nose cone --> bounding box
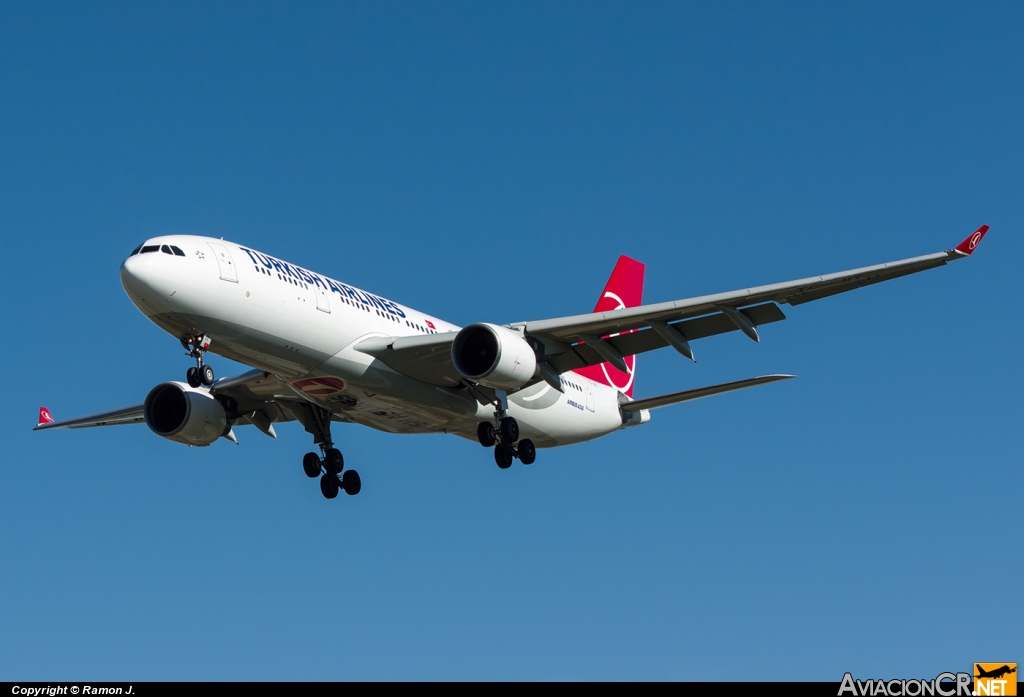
[120,255,144,298]
[120,253,175,316]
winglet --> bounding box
[953,225,989,256]
[38,406,54,426]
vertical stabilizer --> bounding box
[573,256,645,397]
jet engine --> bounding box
[144,381,228,447]
[451,323,538,390]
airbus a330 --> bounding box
[35,225,989,499]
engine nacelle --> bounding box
[144,381,228,447]
[451,323,538,390]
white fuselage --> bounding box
[119,235,630,448]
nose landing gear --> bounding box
[479,389,536,469]
[182,334,215,387]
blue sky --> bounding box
[1,2,1020,680]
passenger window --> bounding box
[171,246,186,257]
[140,245,159,254]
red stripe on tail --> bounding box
[573,256,645,398]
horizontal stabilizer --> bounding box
[622,374,796,413]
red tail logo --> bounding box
[573,256,645,397]
[954,224,989,256]
[38,406,54,425]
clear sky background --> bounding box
[1,2,1020,681]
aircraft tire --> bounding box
[518,439,536,465]
[494,444,513,469]
[200,364,215,386]
[320,474,339,499]
[477,422,496,447]
[302,452,322,478]
[324,448,344,475]
[341,469,361,496]
[186,367,202,388]
[499,417,519,444]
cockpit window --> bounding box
[160,245,174,255]
[140,245,160,254]
[130,244,143,256]
[170,246,186,257]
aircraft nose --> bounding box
[120,253,174,316]
[119,255,144,296]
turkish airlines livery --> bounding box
[35,226,989,499]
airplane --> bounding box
[976,665,1016,680]
[34,225,990,499]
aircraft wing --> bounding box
[516,226,989,373]
[355,332,463,387]
[34,369,306,434]
[33,404,145,430]
[357,226,989,389]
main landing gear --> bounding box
[182,334,215,388]
[477,390,536,469]
[302,404,360,499]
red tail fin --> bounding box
[573,256,645,397]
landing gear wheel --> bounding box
[499,417,519,444]
[200,364,215,386]
[324,448,344,474]
[186,367,201,388]
[341,469,361,496]
[518,439,536,465]
[477,422,496,447]
[320,474,339,499]
[494,444,514,469]
[303,452,322,478]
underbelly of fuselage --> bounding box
[149,310,621,449]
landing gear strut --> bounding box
[479,389,536,468]
[182,334,215,387]
[301,404,360,499]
